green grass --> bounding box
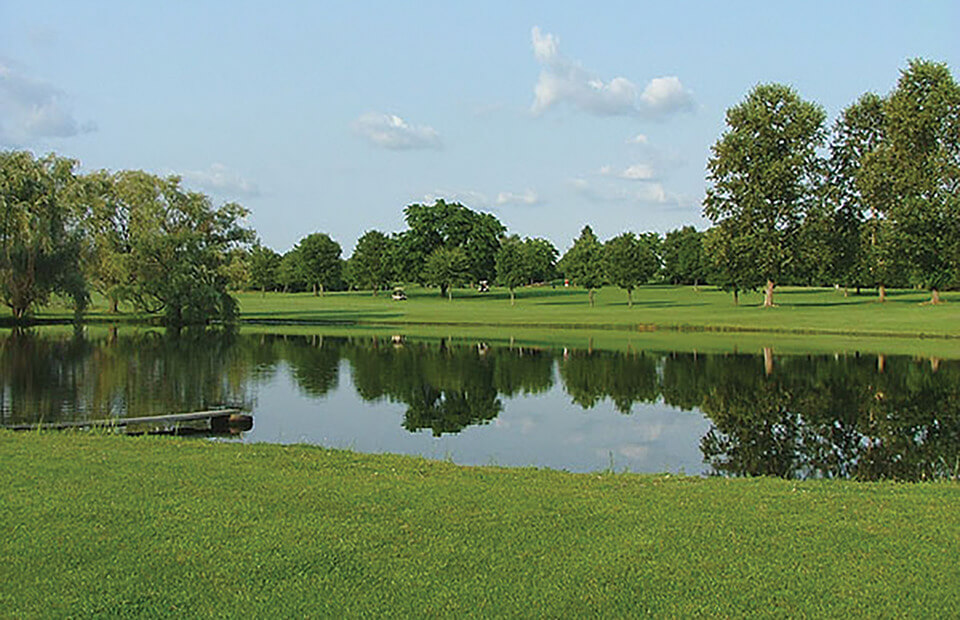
[236,285,960,339]
[2,432,958,616]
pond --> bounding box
[2,327,959,480]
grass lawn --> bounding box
[235,284,960,339]
[2,432,958,616]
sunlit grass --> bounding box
[2,432,958,616]
[235,284,960,338]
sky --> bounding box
[1,1,958,254]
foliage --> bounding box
[523,237,559,284]
[421,246,470,300]
[560,226,605,306]
[293,232,342,296]
[867,59,960,299]
[495,235,528,305]
[704,83,827,306]
[0,151,88,320]
[249,244,282,293]
[348,230,395,294]
[603,232,658,306]
[662,226,706,286]
[402,199,505,284]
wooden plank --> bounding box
[3,409,243,432]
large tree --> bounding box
[0,151,88,320]
[349,230,394,295]
[249,244,282,295]
[866,59,960,304]
[603,232,658,306]
[829,92,890,298]
[120,174,253,325]
[402,199,505,289]
[294,232,342,296]
[422,246,470,300]
[662,226,706,286]
[703,83,827,307]
[560,226,605,306]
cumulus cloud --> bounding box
[496,189,540,206]
[601,163,657,181]
[353,112,442,150]
[181,163,260,197]
[570,177,678,207]
[530,27,693,119]
[0,61,95,145]
[627,133,648,145]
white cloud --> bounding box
[640,76,694,115]
[599,163,658,181]
[0,61,95,145]
[496,189,540,206]
[627,133,648,145]
[181,163,260,197]
[353,112,442,150]
[570,177,678,206]
[423,189,489,207]
[529,27,693,119]
[620,164,657,181]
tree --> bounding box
[703,223,763,305]
[560,226,605,306]
[121,174,253,325]
[294,232,342,296]
[402,199,505,289]
[422,247,470,300]
[523,237,559,284]
[703,83,827,307]
[603,232,657,306]
[866,59,960,304]
[349,230,394,295]
[662,226,706,286]
[495,235,529,305]
[0,151,88,320]
[249,244,282,295]
[829,92,889,297]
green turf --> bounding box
[1,432,958,616]
[235,285,960,339]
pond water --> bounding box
[2,327,958,480]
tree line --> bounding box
[2,58,956,324]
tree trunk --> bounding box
[440,283,448,298]
[110,297,119,313]
[733,289,739,305]
[763,279,775,308]
[878,284,886,303]
[588,289,595,307]
[447,287,453,302]
[931,288,941,305]
[312,283,318,296]
[627,289,633,307]
[510,288,515,306]
[319,283,324,297]
[763,347,774,376]
[877,354,885,373]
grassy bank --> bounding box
[2,433,958,616]
[235,285,960,338]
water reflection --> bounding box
[1,328,958,480]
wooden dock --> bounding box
[3,409,252,434]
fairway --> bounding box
[235,285,960,339]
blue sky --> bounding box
[1,1,957,253]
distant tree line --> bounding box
[2,58,956,322]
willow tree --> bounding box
[704,84,826,307]
[0,151,88,321]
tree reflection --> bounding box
[3,329,958,480]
